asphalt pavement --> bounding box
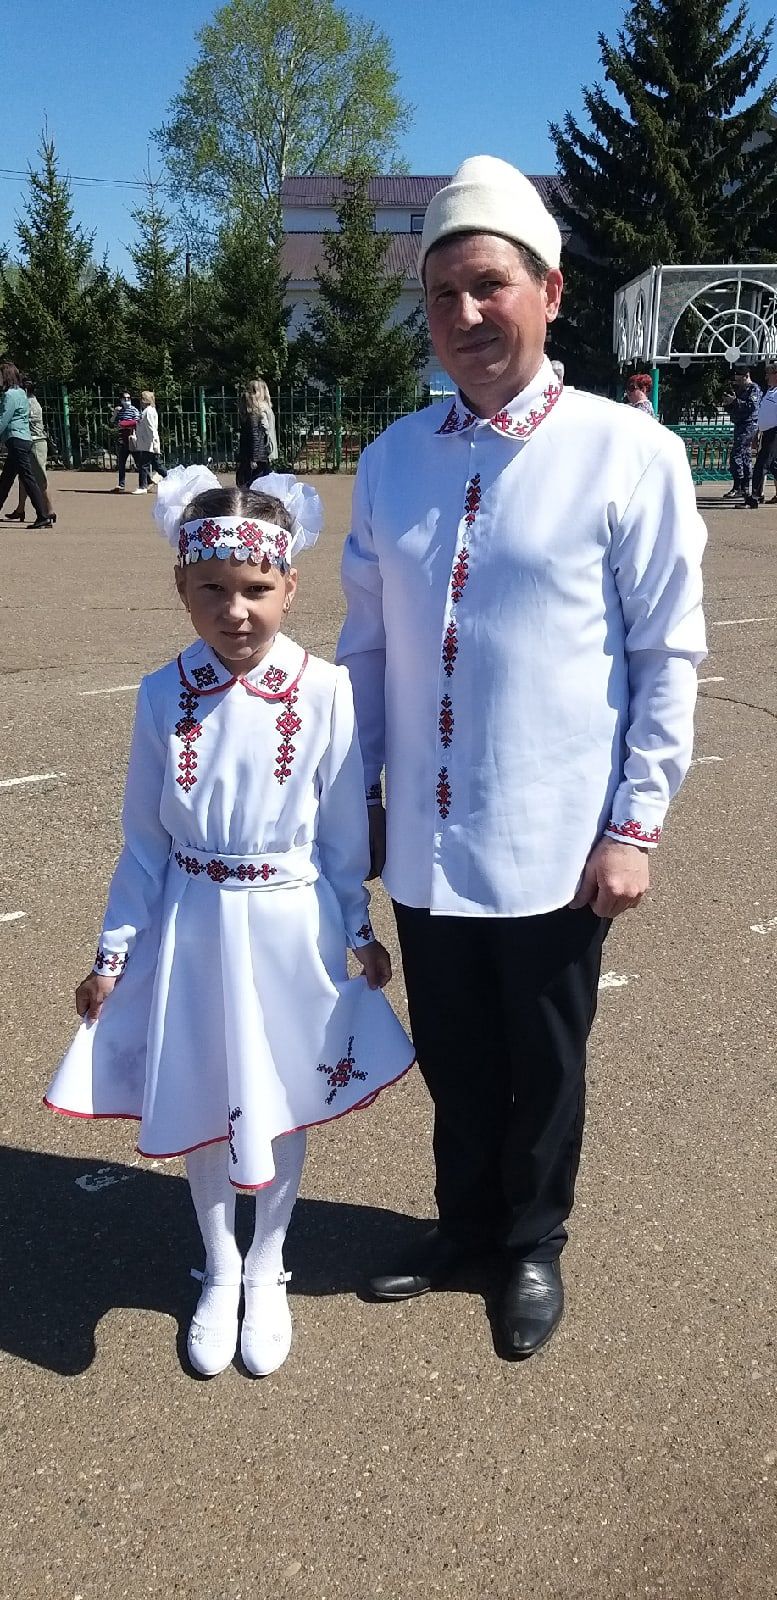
[0,470,775,1599]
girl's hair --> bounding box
[0,360,21,391]
[181,484,293,534]
[141,389,155,406]
[240,377,273,418]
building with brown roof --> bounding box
[281,174,567,384]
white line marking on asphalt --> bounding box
[711,617,772,627]
[690,755,724,765]
[79,684,140,697]
[0,911,25,923]
[75,1166,131,1193]
[598,971,638,990]
[0,771,63,789]
[698,676,725,683]
[750,916,777,936]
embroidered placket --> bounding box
[435,470,482,822]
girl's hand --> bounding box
[354,940,392,990]
[75,973,119,1021]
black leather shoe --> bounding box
[368,1227,480,1300]
[499,1259,564,1358]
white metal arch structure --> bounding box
[613,265,777,367]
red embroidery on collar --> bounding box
[436,384,562,438]
[261,664,287,692]
[317,1036,367,1105]
[606,819,662,845]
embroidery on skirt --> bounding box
[317,1037,367,1106]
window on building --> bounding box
[410,213,424,234]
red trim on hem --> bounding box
[43,1055,416,1191]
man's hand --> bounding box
[367,804,386,880]
[569,837,650,919]
[75,972,119,1021]
[354,939,392,990]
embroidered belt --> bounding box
[171,842,319,890]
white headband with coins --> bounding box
[153,465,324,570]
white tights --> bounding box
[186,1129,307,1283]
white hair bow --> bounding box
[153,464,222,550]
[252,471,324,557]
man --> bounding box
[337,157,706,1358]
[722,366,760,500]
[744,362,777,509]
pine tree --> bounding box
[206,198,290,383]
[76,258,129,388]
[2,130,94,379]
[125,178,186,383]
[550,0,777,394]
[298,174,428,395]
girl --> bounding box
[46,466,413,1378]
[236,378,277,486]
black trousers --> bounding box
[394,901,609,1261]
[751,427,777,500]
[0,437,48,520]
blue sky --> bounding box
[2,0,775,275]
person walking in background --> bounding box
[111,390,140,493]
[236,379,277,486]
[624,373,655,415]
[744,362,777,509]
[5,376,54,525]
[0,361,54,528]
[133,390,167,494]
[721,366,760,501]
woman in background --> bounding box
[134,390,167,494]
[6,377,54,524]
[236,378,277,486]
[0,361,53,528]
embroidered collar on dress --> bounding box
[436,358,563,440]
[177,634,308,700]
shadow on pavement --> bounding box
[0,1144,429,1375]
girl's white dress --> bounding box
[46,634,413,1189]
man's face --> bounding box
[766,367,777,390]
[733,372,749,390]
[424,234,563,413]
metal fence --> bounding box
[36,381,431,475]
[32,382,744,484]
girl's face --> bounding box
[176,556,297,674]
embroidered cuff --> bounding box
[604,818,662,849]
[349,918,375,950]
[93,946,128,975]
[366,780,383,808]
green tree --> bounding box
[125,178,186,382]
[206,197,290,382]
[156,0,410,220]
[76,258,130,388]
[3,130,94,379]
[550,0,777,401]
[297,174,428,393]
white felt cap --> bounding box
[418,155,562,280]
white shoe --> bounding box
[187,1269,241,1377]
[132,486,148,494]
[241,1270,292,1376]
